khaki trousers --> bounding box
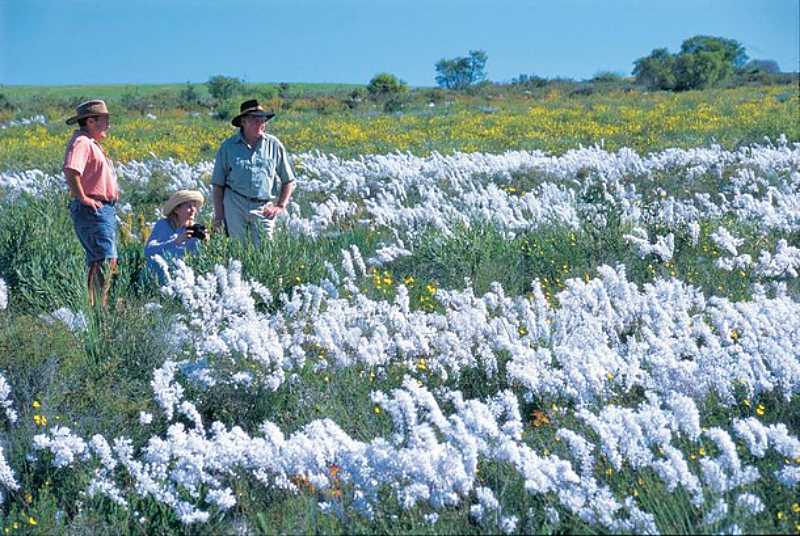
[222,190,275,245]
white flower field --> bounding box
[0,139,799,533]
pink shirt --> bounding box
[63,130,118,201]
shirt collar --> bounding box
[236,130,263,146]
[76,129,100,145]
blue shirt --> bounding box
[144,218,201,280]
[211,131,295,200]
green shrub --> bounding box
[367,73,407,100]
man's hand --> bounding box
[262,203,285,219]
[80,196,103,210]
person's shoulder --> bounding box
[221,132,243,146]
[152,218,173,232]
[264,133,286,149]
[67,130,91,148]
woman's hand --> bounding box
[174,230,192,245]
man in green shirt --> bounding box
[211,99,296,243]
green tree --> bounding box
[673,49,730,90]
[206,75,244,101]
[679,35,748,68]
[179,82,201,108]
[633,36,748,91]
[632,48,677,90]
[366,73,408,99]
[435,50,488,90]
[673,35,747,90]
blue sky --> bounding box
[1,0,797,86]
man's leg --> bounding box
[87,258,117,307]
[87,262,100,307]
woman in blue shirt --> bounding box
[145,190,207,280]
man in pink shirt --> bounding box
[63,100,119,307]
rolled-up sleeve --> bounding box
[64,137,90,175]
[211,143,228,187]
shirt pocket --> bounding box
[253,157,275,178]
[235,156,252,168]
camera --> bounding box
[187,223,207,240]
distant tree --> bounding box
[278,83,291,99]
[673,49,731,90]
[633,48,677,90]
[742,59,781,74]
[679,35,748,68]
[675,36,747,90]
[591,71,624,83]
[0,93,13,112]
[383,97,403,113]
[179,82,201,108]
[511,73,548,88]
[344,88,366,110]
[366,73,407,99]
[120,91,148,114]
[633,36,747,91]
[435,50,488,90]
[206,75,244,101]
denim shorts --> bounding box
[69,199,118,265]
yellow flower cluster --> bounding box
[0,86,795,170]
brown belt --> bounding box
[226,186,268,203]
[84,195,117,205]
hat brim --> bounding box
[231,111,275,127]
[162,191,205,217]
[65,112,109,126]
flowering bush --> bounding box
[0,140,798,532]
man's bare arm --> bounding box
[64,169,101,209]
[212,185,225,229]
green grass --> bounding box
[0,83,798,534]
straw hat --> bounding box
[65,99,110,125]
[231,99,276,127]
[162,190,204,217]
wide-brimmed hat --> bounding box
[162,190,205,217]
[231,99,275,127]
[65,99,110,125]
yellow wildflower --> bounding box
[531,410,549,428]
[32,400,41,409]
[756,403,765,416]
